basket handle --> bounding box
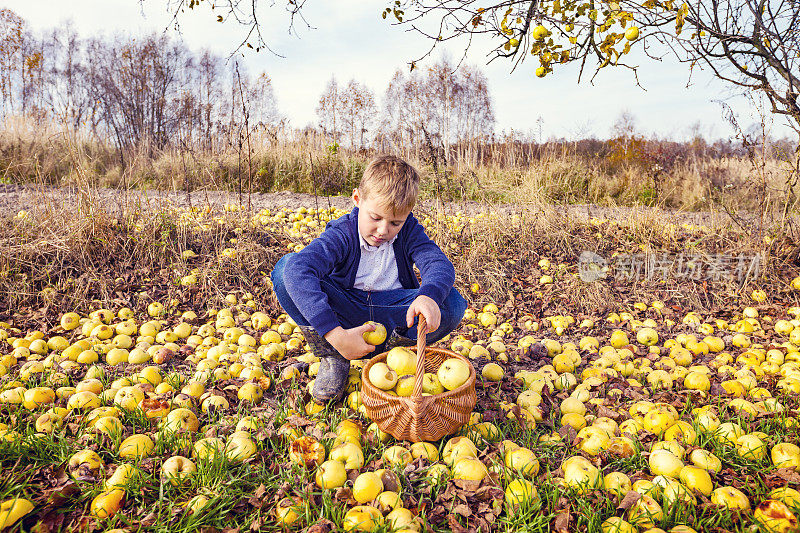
[411,314,428,399]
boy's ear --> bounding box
[352,188,361,206]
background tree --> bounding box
[339,80,377,150]
[316,76,341,146]
[169,0,798,143]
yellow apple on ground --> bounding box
[711,486,750,510]
[426,463,450,484]
[663,421,698,445]
[105,464,139,489]
[505,479,540,512]
[273,496,303,527]
[69,449,104,478]
[374,491,402,513]
[330,441,365,469]
[289,436,326,468]
[94,416,123,437]
[386,508,421,531]
[504,447,540,477]
[91,489,125,519]
[604,472,632,497]
[737,434,767,461]
[162,407,200,433]
[353,472,384,504]
[193,437,226,462]
[237,382,263,403]
[649,449,684,478]
[771,443,800,470]
[689,449,722,473]
[482,363,504,381]
[342,505,383,532]
[769,487,800,508]
[601,517,637,533]
[225,434,257,462]
[383,445,413,467]
[162,456,197,485]
[119,434,154,459]
[637,328,659,346]
[632,480,658,496]
[627,495,663,528]
[754,499,798,533]
[443,436,478,466]
[410,441,439,462]
[679,465,713,496]
[452,457,488,481]
[0,498,34,529]
[714,422,744,446]
[607,437,637,458]
[562,456,602,494]
[315,459,348,489]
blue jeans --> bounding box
[270,253,467,355]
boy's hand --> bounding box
[406,295,441,334]
[324,325,376,361]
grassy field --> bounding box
[2,114,798,215]
[0,178,800,533]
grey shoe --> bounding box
[385,327,416,350]
[299,326,350,403]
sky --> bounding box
[5,0,796,142]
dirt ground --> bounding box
[0,183,780,229]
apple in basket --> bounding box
[368,362,398,391]
[386,347,417,376]
[437,358,471,391]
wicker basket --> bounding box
[361,316,477,442]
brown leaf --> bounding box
[558,424,577,442]
[617,490,641,511]
[452,479,482,492]
[474,486,504,502]
[596,404,622,420]
[304,518,335,533]
[775,468,800,484]
[554,511,571,533]
[334,487,354,504]
[452,503,472,517]
[140,512,158,527]
[447,514,468,533]
[249,516,263,532]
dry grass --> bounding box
[2,115,799,216]
[3,188,797,331]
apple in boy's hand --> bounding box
[362,321,387,345]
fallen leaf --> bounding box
[617,490,641,511]
[554,511,571,533]
[452,503,472,517]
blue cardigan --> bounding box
[284,207,456,336]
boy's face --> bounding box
[352,188,411,247]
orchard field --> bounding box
[1,193,800,533]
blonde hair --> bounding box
[358,155,420,213]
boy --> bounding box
[271,155,467,403]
